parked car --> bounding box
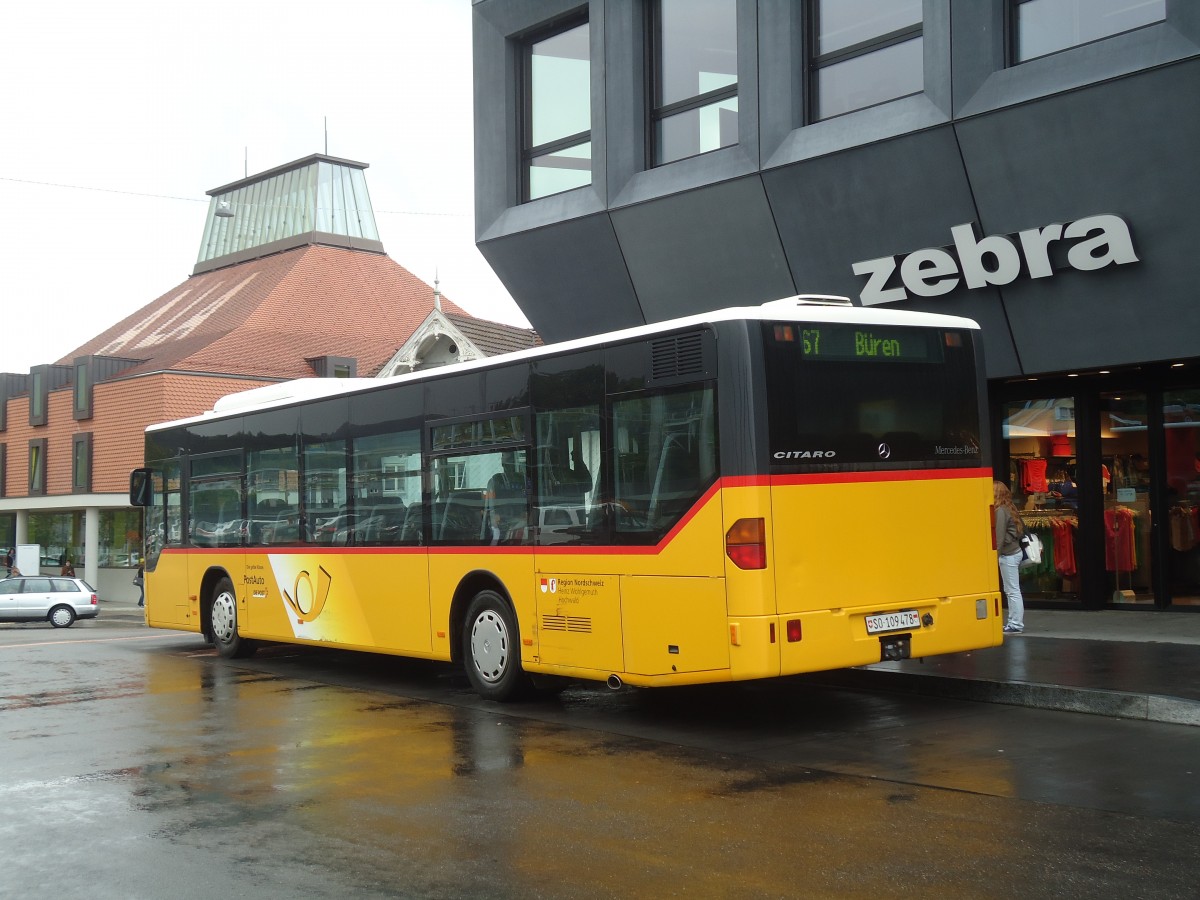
[0,576,100,627]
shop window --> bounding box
[1002,398,1078,601]
[522,16,591,201]
[30,366,48,427]
[808,0,923,121]
[29,438,47,495]
[28,510,85,568]
[650,0,738,166]
[100,508,142,567]
[72,433,93,493]
[1012,0,1166,63]
[0,509,13,550]
[1101,391,1152,604]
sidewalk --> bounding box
[98,597,147,622]
[817,609,1200,727]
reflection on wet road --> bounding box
[2,628,1199,899]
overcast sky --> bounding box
[0,0,523,375]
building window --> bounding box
[311,355,357,378]
[0,375,12,432]
[73,358,93,420]
[522,16,591,201]
[650,0,738,166]
[72,433,93,493]
[0,444,6,498]
[1012,0,1166,63]
[809,0,923,121]
[30,366,48,427]
[29,438,47,496]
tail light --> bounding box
[90,594,98,606]
[726,517,766,570]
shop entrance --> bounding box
[996,376,1200,609]
[1165,387,1200,606]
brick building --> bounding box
[0,154,511,600]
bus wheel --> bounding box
[463,590,527,701]
[210,577,256,659]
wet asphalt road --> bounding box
[3,615,1199,899]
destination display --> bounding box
[773,323,946,363]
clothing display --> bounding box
[1052,521,1078,578]
[1019,512,1078,580]
[1170,505,1199,553]
[1018,458,1048,494]
[1103,507,1138,572]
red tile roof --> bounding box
[61,245,468,379]
[446,313,541,356]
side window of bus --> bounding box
[430,450,529,545]
[534,406,600,545]
[146,460,182,563]
[351,430,422,545]
[164,459,182,548]
[189,476,244,548]
[304,440,348,544]
[612,387,717,538]
[247,446,301,546]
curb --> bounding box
[813,668,1200,728]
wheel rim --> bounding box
[469,609,510,684]
[211,591,237,644]
[51,607,73,627]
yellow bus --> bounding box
[130,296,1002,700]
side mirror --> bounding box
[129,468,154,507]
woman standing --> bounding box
[994,481,1025,634]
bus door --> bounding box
[187,470,247,629]
[532,408,627,673]
[145,463,194,630]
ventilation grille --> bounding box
[651,332,706,381]
[542,615,592,633]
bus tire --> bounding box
[210,577,256,659]
[463,590,527,701]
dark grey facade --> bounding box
[473,0,1200,379]
[472,1,1200,612]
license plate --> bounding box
[864,610,920,635]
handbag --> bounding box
[133,573,144,586]
[1019,532,1043,568]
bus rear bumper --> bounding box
[525,593,1004,688]
[775,593,1005,676]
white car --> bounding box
[0,576,100,627]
